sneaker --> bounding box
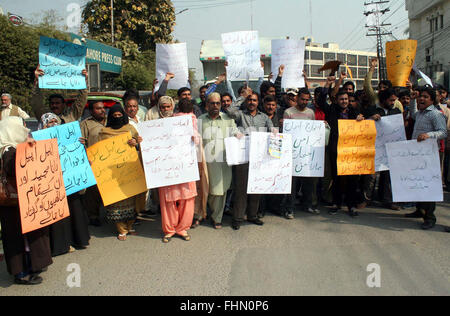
[307,208,320,215]
[348,209,359,217]
[284,211,294,220]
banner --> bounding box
[138,116,199,189]
[247,132,293,194]
[375,114,407,172]
[271,39,306,88]
[386,39,417,87]
[386,140,443,202]
[224,136,250,166]
[86,132,147,206]
[155,43,189,91]
[221,31,263,81]
[38,36,87,90]
[32,121,96,196]
[337,120,377,175]
[16,139,70,234]
[283,119,326,177]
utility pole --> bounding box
[364,0,392,81]
[111,0,114,44]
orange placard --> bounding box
[16,139,70,234]
[337,120,377,176]
[386,40,417,87]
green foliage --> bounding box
[82,0,176,55]
[114,50,156,90]
[0,15,69,115]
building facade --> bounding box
[406,0,450,89]
[200,37,378,92]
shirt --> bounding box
[0,104,30,120]
[410,101,447,141]
[80,117,106,148]
[283,107,315,120]
[226,104,274,135]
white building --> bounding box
[200,37,378,92]
[406,0,450,88]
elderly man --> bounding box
[0,93,29,120]
[199,93,242,228]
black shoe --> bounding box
[247,218,264,226]
[444,226,450,233]
[349,209,359,217]
[232,222,240,231]
[257,211,265,219]
[421,221,436,230]
[89,218,101,227]
[14,275,43,285]
[405,211,423,218]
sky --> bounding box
[1,0,410,79]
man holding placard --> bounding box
[225,91,274,230]
[405,86,447,230]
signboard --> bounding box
[271,39,306,88]
[155,43,190,91]
[71,33,122,74]
[16,139,70,234]
[374,114,406,172]
[386,39,417,87]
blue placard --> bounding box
[39,36,87,90]
[32,122,97,195]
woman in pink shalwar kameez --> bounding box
[160,99,199,243]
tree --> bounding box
[82,0,176,55]
[0,15,69,115]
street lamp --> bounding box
[111,0,114,44]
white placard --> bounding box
[247,132,293,194]
[155,43,189,90]
[224,136,250,166]
[386,140,443,202]
[413,64,433,87]
[271,39,306,88]
[375,114,407,172]
[221,31,263,81]
[283,119,325,177]
[138,116,199,189]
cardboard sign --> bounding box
[155,43,189,91]
[247,132,293,194]
[32,121,96,195]
[337,120,377,175]
[138,116,199,189]
[386,140,443,202]
[86,132,147,206]
[375,114,407,172]
[283,119,326,177]
[38,36,87,90]
[221,31,263,81]
[224,136,250,166]
[386,40,417,87]
[271,39,306,88]
[16,139,70,234]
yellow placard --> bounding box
[337,120,377,176]
[386,40,417,87]
[86,132,147,206]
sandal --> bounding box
[162,235,172,243]
[191,219,200,229]
[180,234,191,241]
[117,234,127,241]
[213,222,222,229]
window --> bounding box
[337,53,346,63]
[311,65,324,77]
[325,52,336,62]
[349,67,358,79]
[310,51,324,61]
[347,54,357,66]
[304,65,311,77]
[430,19,433,33]
[358,55,368,66]
[441,15,444,29]
[435,17,439,31]
[358,68,368,79]
[304,50,310,60]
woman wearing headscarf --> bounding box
[38,113,91,256]
[0,117,52,285]
[160,99,199,243]
[99,105,143,241]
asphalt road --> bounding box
[1,202,449,296]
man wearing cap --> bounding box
[0,94,29,121]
